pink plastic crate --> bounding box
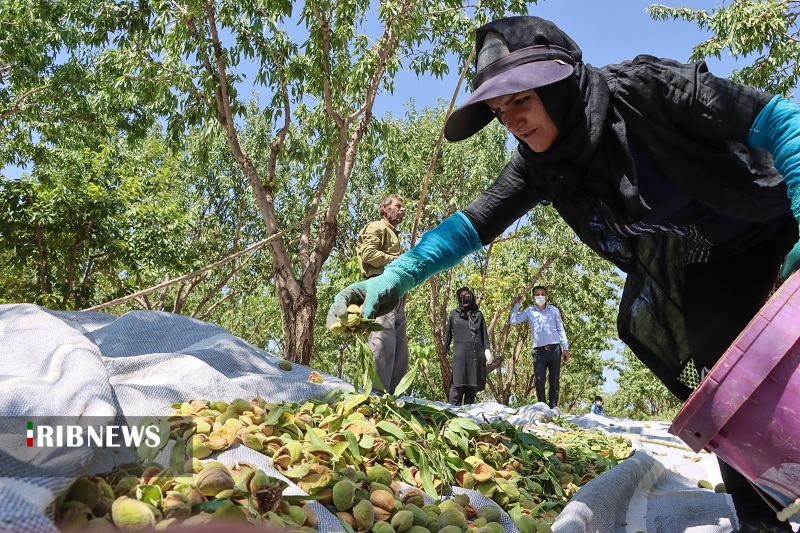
[669,270,800,508]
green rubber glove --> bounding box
[781,241,800,280]
[326,268,411,327]
[328,212,483,325]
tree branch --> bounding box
[312,4,343,128]
[122,72,210,105]
[0,84,51,121]
[305,157,335,284]
[198,289,237,321]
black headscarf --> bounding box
[455,287,481,336]
[475,16,645,223]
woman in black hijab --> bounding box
[444,287,491,405]
[331,16,800,530]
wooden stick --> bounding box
[82,208,328,312]
[410,46,475,248]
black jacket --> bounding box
[445,308,490,389]
[463,55,792,399]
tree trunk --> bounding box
[191,0,397,365]
[428,271,453,399]
[275,281,318,366]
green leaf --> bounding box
[392,360,417,396]
[456,435,468,456]
[168,438,186,469]
[517,432,546,449]
[448,417,481,433]
[342,430,363,461]
[282,463,314,479]
[375,420,405,440]
[342,395,369,414]
[266,406,285,426]
[307,426,337,458]
[194,498,234,512]
[137,417,170,462]
[359,434,375,449]
[443,428,460,447]
[135,484,162,507]
[417,453,438,498]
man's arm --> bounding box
[508,293,528,325]
[508,302,527,325]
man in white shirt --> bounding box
[509,286,571,408]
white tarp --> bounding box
[1,303,797,533]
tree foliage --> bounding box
[2,0,539,364]
[648,0,800,96]
[605,347,682,420]
[0,133,196,309]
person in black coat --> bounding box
[330,15,800,531]
[444,287,491,405]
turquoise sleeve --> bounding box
[749,95,800,277]
[384,211,483,294]
[749,95,800,219]
[328,211,483,320]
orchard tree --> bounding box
[0,0,145,167]
[117,118,285,350]
[2,0,537,364]
[606,347,683,420]
[0,134,197,309]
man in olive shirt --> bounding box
[356,194,409,394]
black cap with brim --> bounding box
[444,46,575,142]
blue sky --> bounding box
[373,0,746,118]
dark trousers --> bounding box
[448,384,478,406]
[533,344,562,408]
[368,299,409,395]
[682,219,797,524]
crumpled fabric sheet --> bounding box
[0,304,353,533]
[551,414,799,532]
[2,303,797,533]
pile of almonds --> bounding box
[54,392,631,531]
[322,466,519,533]
[56,461,312,531]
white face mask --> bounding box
[534,295,546,306]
